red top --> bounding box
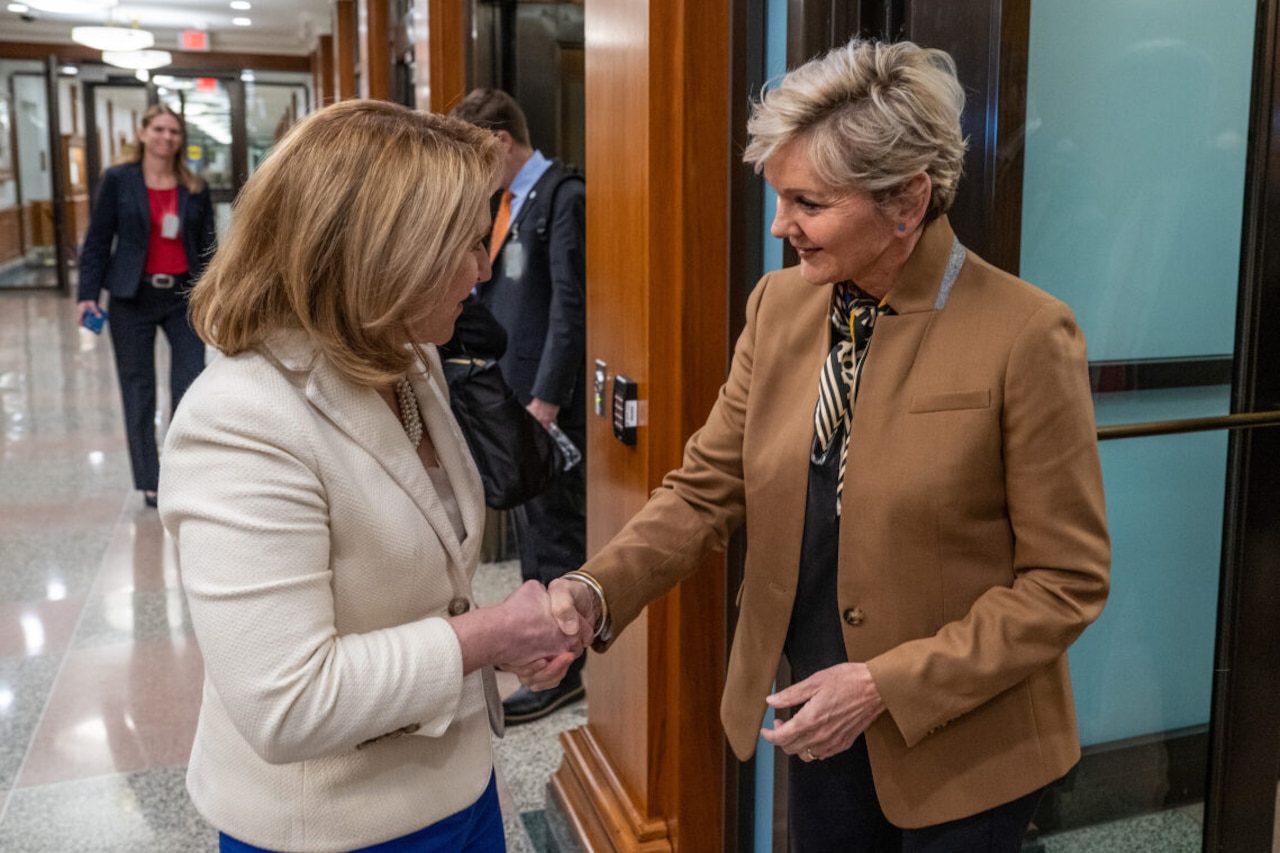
[144,186,188,274]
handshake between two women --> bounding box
[447,578,601,691]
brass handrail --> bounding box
[1097,410,1280,441]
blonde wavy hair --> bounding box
[189,99,502,386]
[743,39,967,222]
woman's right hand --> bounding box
[77,300,101,324]
[447,580,586,676]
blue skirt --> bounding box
[219,771,505,853]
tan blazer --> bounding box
[159,333,500,852]
[583,217,1110,828]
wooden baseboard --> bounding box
[547,725,672,853]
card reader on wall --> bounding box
[612,375,638,446]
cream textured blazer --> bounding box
[583,217,1111,828]
[159,332,498,853]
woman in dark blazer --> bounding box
[77,103,216,507]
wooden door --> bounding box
[547,0,737,849]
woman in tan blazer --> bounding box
[550,40,1111,850]
[159,101,584,852]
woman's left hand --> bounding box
[759,662,887,762]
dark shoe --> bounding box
[502,671,585,726]
[143,491,158,508]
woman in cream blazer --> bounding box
[552,41,1110,850]
[160,101,584,853]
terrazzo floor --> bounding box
[4,287,1277,852]
[0,289,581,852]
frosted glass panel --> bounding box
[1020,0,1255,362]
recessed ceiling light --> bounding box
[7,3,30,12]
[231,16,250,25]
[229,0,250,9]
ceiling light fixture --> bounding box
[102,49,172,70]
[229,0,250,8]
[71,25,154,51]
[231,16,250,25]
[7,2,30,12]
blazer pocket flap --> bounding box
[909,389,991,413]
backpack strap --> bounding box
[531,162,584,241]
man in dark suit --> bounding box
[451,89,588,725]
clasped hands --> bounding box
[468,578,599,691]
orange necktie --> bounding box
[489,189,514,263]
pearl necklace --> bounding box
[394,378,423,448]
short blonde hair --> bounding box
[190,100,502,386]
[744,39,967,222]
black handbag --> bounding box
[442,354,562,510]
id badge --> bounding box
[503,239,525,280]
[161,213,180,239]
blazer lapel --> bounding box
[858,216,965,397]
[410,348,484,570]
[265,334,472,568]
[747,274,832,592]
[127,164,151,231]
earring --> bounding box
[898,224,907,232]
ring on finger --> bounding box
[804,747,816,761]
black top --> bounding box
[784,426,850,682]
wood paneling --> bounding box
[0,207,21,266]
[334,0,358,101]
[357,0,390,100]
[313,35,336,108]
[419,0,467,113]
[549,0,734,849]
[29,201,55,249]
[0,41,309,72]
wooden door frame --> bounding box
[547,0,735,850]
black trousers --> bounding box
[511,455,586,586]
[107,278,205,492]
[787,735,1045,853]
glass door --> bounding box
[243,81,308,174]
[84,82,149,207]
[1,67,57,290]
[154,75,240,234]
[1018,1,1275,849]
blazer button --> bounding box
[448,598,471,616]
[842,607,866,627]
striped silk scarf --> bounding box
[813,281,893,515]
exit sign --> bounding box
[180,30,210,51]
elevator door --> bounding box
[1017,1,1277,849]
